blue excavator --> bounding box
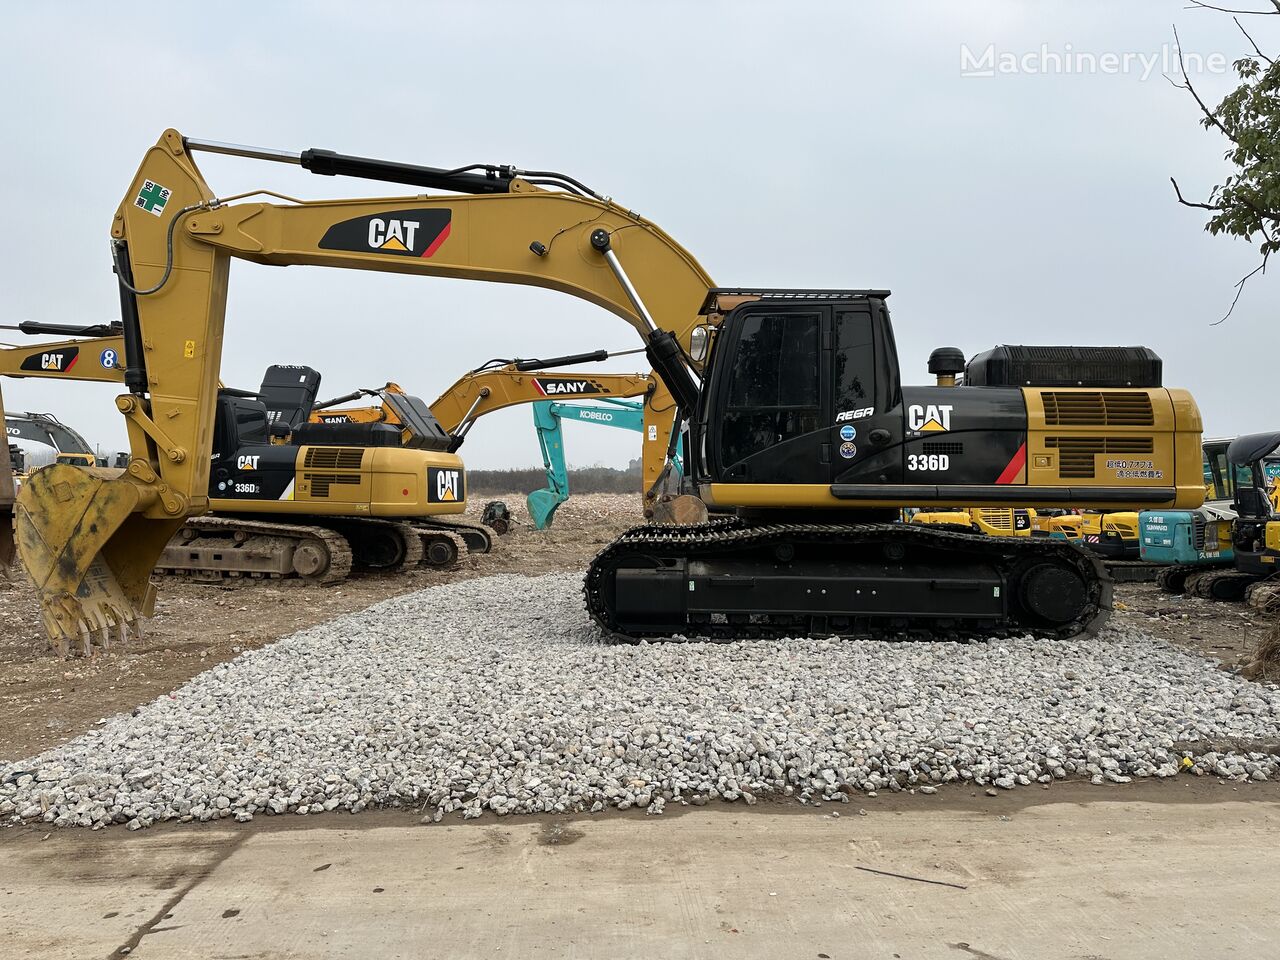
[527,399,683,529]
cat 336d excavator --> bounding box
[11,131,1204,650]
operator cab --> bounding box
[693,289,902,495]
[691,289,1027,509]
[1225,431,1280,574]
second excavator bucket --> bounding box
[526,488,564,530]
[14,465,181,657]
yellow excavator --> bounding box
[310,356,671,498]
[152,361,480,585]
[0,325,128,575]
[0,334,479,595]
[12,130,1204,651]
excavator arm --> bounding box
[0,335,127,384]
[314,363,674,508]
[108,131,709,514]
[16,130,715,646]
[426,364,680,506]
[314,357,680,515]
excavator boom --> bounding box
[312,363,676,513]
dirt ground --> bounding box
[1,495,1274,763]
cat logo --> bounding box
[428,467,464,504]
[20,347,79,373]
[319,208,452,259]
[236,455,260,470]
[908,403,953,433]
[368,218,420,252]
[532,377,605,397]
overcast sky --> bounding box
[0,1,1272,470]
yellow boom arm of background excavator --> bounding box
[314,367,677,507]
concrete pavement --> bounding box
[3,792,1277,959]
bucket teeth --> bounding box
[42,595,142,657]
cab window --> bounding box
[834,309,875,411]
[720,313,820,468]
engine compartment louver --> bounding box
[303,447,365,470]
[975,508,1013,529]
[305,473,362,498]
[1045,436,1155,479]
[1041,392,1154,427]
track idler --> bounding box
[14,465,181,656]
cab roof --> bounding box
[698,288,892,315]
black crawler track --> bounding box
[584,518,1112,643]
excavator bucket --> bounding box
[526,488,564,530]
[14,464,180,656]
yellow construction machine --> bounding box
[1079,511,1140,559]
[0,325,128,580]
[152,362,480,586]
[12,131,1204,651]
[909,507,1033,537]
[0,333,478,598]
[4,410,101,468]
[311,357,676,511]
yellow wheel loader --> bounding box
[12,131,1204,652]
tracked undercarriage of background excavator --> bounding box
[10,130,1203,651]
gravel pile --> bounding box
[4,573,1280,830]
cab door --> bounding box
[829,302,904,486]
[707,304,829,485]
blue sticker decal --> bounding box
[839,424,856,442]
[839,441,857,459]
[100,348,119,369]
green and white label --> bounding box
[134,179,171,217]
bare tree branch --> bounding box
[1210,252,1269,325]
[1170,177,1224,210]
[1185,0,1280,15]
[1172,26,1245,147]
[1234,15,1277,62]
[1172,25,1239,142]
